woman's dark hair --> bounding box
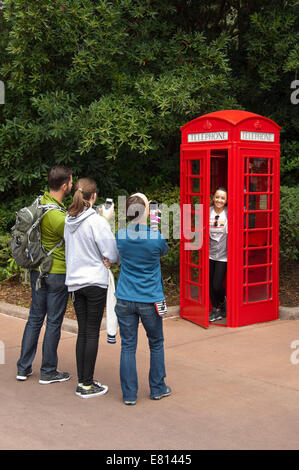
[126,195,146,222]
[215,186,227,195]
[48,166,72,191]
[68,178,97,217]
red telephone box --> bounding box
[180,110,281,328]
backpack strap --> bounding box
[38,201,67,254]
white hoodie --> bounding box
[64,207,119,292]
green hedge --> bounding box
[279,186,299,262]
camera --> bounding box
[104,198,113,209]
[149,200,161,231]
[94,198,113,215]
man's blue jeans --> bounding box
[115,299,167,401]
[17,270,69,375]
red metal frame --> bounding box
[180,110,281,328]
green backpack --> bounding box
[11,196,66,288]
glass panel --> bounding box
[243,269,247,285]
[249,212,256,229]
[243,287,247,303]
[248,194,256,211]
[192,196,200,206]
[190,267,199,283]
[248,249,268,266]
[247,194,269,211]
[252,212,269,229]
[248,284,268,302]
[191,160,200,175]
[191,178,200,193]
[249,158,269,174]
[259,194,269,210]
[248,266,268,284]
[191,250,199,265]
[268,266,272,282]
[249,175,268,192]
[248,230,267,246]
[190,284,199,301]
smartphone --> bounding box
[105,198,113,209]
[149,200,161,216]
[149,200,158,211]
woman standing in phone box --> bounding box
[209,187,228,322]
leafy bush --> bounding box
[279,185,299,262]
[280,141,299,187]
[0,232,23,280]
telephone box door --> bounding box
[240,148,279,324]
[180,149,210,328]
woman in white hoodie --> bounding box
[64,178,119,399]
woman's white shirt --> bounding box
[209,206,228,262]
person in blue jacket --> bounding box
[115,193,171,406]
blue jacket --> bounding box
[115,223,168,303]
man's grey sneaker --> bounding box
[151,386,172,400]
[124,400,136,406]
[79,382,108,399]
[39,370,70,384]
[75,381,102,397]
[16,368,33,381]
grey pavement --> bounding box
[1,301,299,450]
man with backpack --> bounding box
[16,166,73,384]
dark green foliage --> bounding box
[0,232,22,280]
[0,0,237,198]
[279,186,299,262]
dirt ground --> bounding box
[0,262,298,320]
[0,274,181,320]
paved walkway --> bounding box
[1,303,299,450]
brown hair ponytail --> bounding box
[68,178,97,217]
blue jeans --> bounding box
[115,299,167,401]
[17,270,69,375]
